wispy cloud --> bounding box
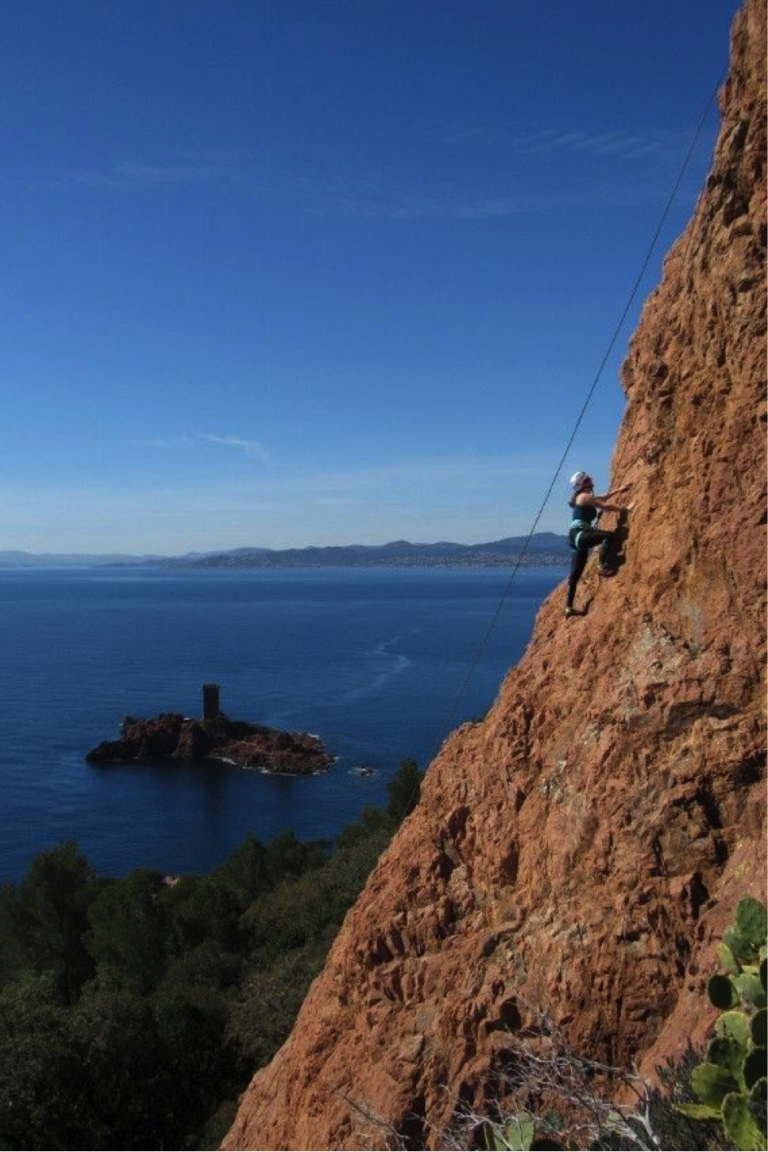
[62,147,260,191]
[137,432,269,461]
[438,112,516,147]
[44,121,712,224]
[319,113,713,220]
[437,114,707,165]
[511,126,688,161]
[320,183,671,220]
[193,434,269,460]
[59,159,668,218]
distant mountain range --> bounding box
[0,551,166,568]
[0,534,569,570]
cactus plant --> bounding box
[717,1010,752,1047]
[479,898,766,1152]
[724,927,754,965]
[709,973,740,1010]
[722,1092,765,1151]
[485,1116,535,1151]
[736,898,768,949]
[707,1037,747,1086]
[720,941,742,974]
[676,897,767,1151]
[750,1078,768,1142]
[753,1009,768,1049]
[483,1115,568,1152]
[744,1047,767,1090]
[736,970,767,1009]
[688,1061,740,1106]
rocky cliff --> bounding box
[224,3,766,1147]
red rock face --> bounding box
[223,3,766,1148]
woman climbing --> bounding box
[565,471,634,618]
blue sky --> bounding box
[1,0,738,553]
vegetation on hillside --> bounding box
[0,759,764,1152]
[0,760,423,1151]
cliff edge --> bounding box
[224,3,766,1147]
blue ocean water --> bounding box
[0,566,562,884]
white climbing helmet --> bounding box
[569,470,589,491]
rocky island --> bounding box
[87,685,333,775]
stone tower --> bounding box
[202,683,220,720]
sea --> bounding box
[0,566,563,885]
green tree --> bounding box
[213,833,271,904]
[334,804,392,851]
[0,774,415,1150]
[0,972,93,1149]
[69,980,173,1150]
[227,947,320,1073]
[0,841,96,1001]
[387,757,424,824]
[263,829,327,884]
[167,873,245,954]
[86,868,170,994]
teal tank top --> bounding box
[569,502,597,528]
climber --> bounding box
[564,471,634,618]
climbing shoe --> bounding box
[564,606,577,618]
[597,565,617,578]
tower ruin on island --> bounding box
[203,683,220,721]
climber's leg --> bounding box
[566,547,589,609]
[575,528,616,574]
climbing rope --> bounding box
[423,67,727,772]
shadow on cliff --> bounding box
[602,506,631,572]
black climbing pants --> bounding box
[566,528,614,607]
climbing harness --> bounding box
[569,508,599,552]
[570,526,587,551]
